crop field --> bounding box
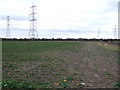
[2,41,119,88]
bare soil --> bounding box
[3,41,119,88]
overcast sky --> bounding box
[0,0,119,39]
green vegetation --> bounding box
[95,68,99,74]
[114,83,120,88]
[105,72,112,78]
[2,41,118,88]
[3,41,82,52]
[97,42,119,52]
[3,80,34,88]
[3,41,82,62]
[2,41,84,88]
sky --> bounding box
[0,0,119,39]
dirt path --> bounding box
[64,41,118,88]
[42,41,118,88]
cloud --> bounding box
[0,0,119,38]
[0,16,28,21]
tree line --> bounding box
[2,38,119,42]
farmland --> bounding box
[2,41,119,88]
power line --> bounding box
[29,4,38,39]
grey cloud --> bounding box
[0,16,28,21]
[11,16,28,21]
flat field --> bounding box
[2,41,119,88]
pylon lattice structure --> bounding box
[29,4,38,39]
[98,27,100,39]
[113,25,117,39]
[6,16,10,38]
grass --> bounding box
[3,41,83,62]
[97,42,119,52]
[2,41,84,88]
[3,41,82,52]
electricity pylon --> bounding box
[6,16,10,38]
[98,27,100,39]
[29,4,38,39]
[113,25,117,39]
